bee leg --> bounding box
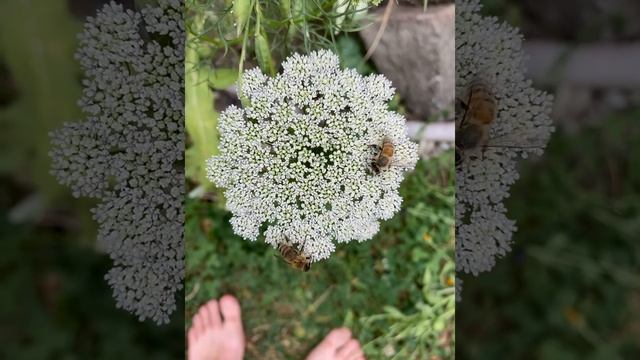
[456,97,470,129]
[481,144,490,161]
[370,162,380,174]
[455,144,462,166]
[455,97,468,111]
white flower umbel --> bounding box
[456,0,554,276]
[207,50,418,262]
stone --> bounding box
[360,4,454,120]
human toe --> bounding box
[220,294,243,329]
[204,299,221,328]
[336,339,362,360]
[322,327,352,349]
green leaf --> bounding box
[383,306,406,319]
[254,32,276,76]
[422,267,432,288]
[209,68,239,90]
[185,19,219,187]
[343,309,355,328]
[335,34,374,75]
[234,0,252,37]
[280,0,292,19]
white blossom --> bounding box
[207,50,418,262]
[456,0,554,276]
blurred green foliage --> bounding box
[0,0,98,242]
[0,0,185,357]
[0,0,81,201]
[186,0,374,74]
[458,109,640,359]
[477,0,523,27]
[186,20,224,187]
[186,153,455,359]
[0,182,184,359]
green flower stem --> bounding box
[186,14,219,187]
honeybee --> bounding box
[456,78,497,167]
[371,137,396,174]
[277,238,311,272]
[456,78,545,167]
[370,136,414,174]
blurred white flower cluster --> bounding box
[207,50,418,262]
[50,0,183,324]
[455,0,554,277]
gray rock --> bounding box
[360,4,454,119]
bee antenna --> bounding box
[457,93,473,128]
[387,163,411,170]
[455,97,468,110]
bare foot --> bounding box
[306,327,366,360]
[187,295,245,360]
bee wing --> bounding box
[387,160,413,169]
[486,136,547,150]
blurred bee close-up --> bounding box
[370,136,414,174]
[371,136,396,174]
[455,78,497,167]
[277,239,311,272]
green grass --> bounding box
[185,152,455,359]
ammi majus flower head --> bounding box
[207,50,418,262]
